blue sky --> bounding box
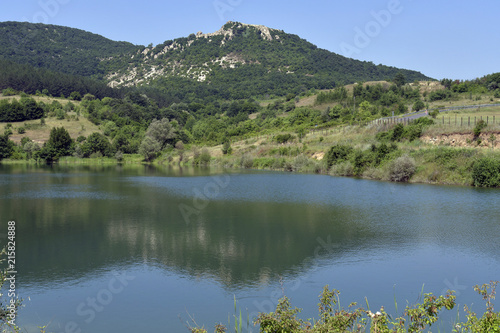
[1,0,498,80]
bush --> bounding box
[139,137,161,162]
[253,157,275,168]
[17,127,25,134]
[2,87,17,96]
[329,161,354,177]
[413,117,435,126]
[275,133,295,144]
[413,99,425,112]
[429,109,440,118]
[292,154,310,171]
[325,144,353,168]
[391,123,405,141]
[115,150,124,162]
[474,119,487,139]
[222,141,232,155]
[403,124,423,142]
[240,153,254,169]
[82,132,113,157]
[472,157,500,187]
[199,148,211,165]
[0,134,14,160]
[388,155,416,182]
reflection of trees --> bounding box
[4,165,496,292]
[103,198,370,289]
[5,164,371,289]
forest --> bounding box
[0,69,498,167]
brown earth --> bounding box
[421,132,500,149]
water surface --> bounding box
[0,164,498,332]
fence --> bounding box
[375,115,499,128]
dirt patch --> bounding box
[312,152,325,160]
[421,132,500,148]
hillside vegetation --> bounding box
[0,21,429,102]
[1,73,499,187]
[0,21,499,187]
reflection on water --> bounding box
[0,164,499,332]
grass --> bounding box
[0,93,80,106]
[0,114,101,144]
[1,88,499,187]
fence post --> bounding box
[468,117,470,126]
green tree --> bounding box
[394,72,406,87]
[0,134,14,160]
[69,91,82,101]
[139,136,161,162]
[145,118,176,149]
[413,99,425,112]
[222,140,232,155]
[358,101,373,120]
[46,127,73,157]
[81,132,113,157]
[23,141,41,159]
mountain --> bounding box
[0,21,139,78]
[0,21,431,100]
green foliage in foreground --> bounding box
[326,142,400,178]
[376,118,434,143]
[190,282,499,333]
[472,157,500,187]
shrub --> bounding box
[20,137,31,146]
[325,144,353,168]
[388,155,416,182]
[175,141,184,151]
[240,153,254,169]
[414,117,435,126]
[253,157,275,168]
[17,127,25,134]
[429,109,440,118]
[82,132,113,157]
[23,141,40,159]
[403,124,423,142]
[413,99,425,112]
[472,157,500,187]
[138,137,161,162]
[115,150,124,162]
[391,123,405,141]
[329,161,354,177]
[473,119,487,139]
[275,133,295,144]
[199,148,211,165]
[2,87,17,96]
[292,154,310,171]
[222,141,232,155]
[272,157,286,169]
[55,109,65,120]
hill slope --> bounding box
[0,21,431,99]
[0,21,139,78]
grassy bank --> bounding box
[2,114,499,188]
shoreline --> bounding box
[1,145,498,189]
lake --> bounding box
[0,164,499,332]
